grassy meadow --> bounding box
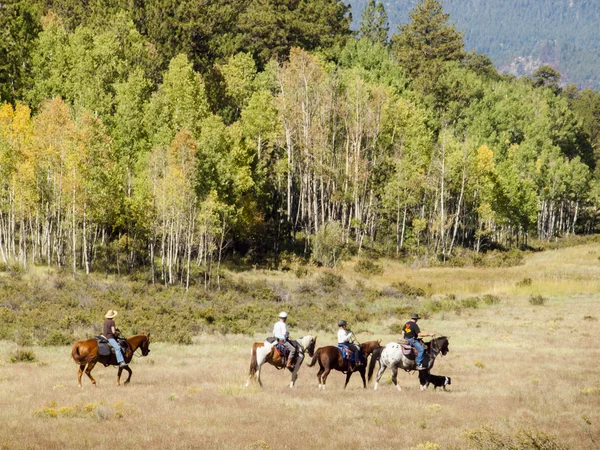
[1,242,600,449]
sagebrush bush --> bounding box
[529,294,546,306]
[317,272,345,292]
[391,281,425,298]
[516,277,532,287]
[10,349,37,363]
[354,259,383,277]
[462,425,567,449]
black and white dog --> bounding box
[419,371,451,391]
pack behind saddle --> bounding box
[95,336,128,365]
[266,337,294,368]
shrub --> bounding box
[529,294,546,306]
[391,281,425,298]
[311,221,345,267]
[462,426,567,449]
[10,349,37,363]
[482,294,501,305]
[317,272,345,293]
[389,322,405,334]
[516,277,532,287]
[354,259,383,277]
[42,331,72,346]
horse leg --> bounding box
[317,363,324,389]
[290,353,303,388]
[391,367,401,392]
[123,366,133,385]
[85,362,97,386]
[419,370,429,391]
[78,364,86,388]
[343,370,352,389]
[257,362,263,388]
[321,368,331,391]
[359,367,367,389]
[373,364,387,391]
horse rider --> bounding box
[273,311,296,369]
[337,320,363,368]
[403,313,434,370]
[103,310,128,368]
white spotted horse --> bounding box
[368,336,449,391]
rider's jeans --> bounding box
[407,338,425,365]
[108,338,125,364]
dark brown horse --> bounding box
[71,334,151,387]
[307,340,381,390]
[246,335,317,388]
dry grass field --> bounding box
[1,243,600,449]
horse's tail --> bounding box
[71,341,82,363]
[307,348,320,367]
[249,344,259,376]
[367,345,383,382]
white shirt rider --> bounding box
[338,328,353,344]
[273,321,288,341]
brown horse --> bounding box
[71,334,151,387]
[307,340,381,390]
[246,335,317,388]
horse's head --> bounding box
[305,336,317,357]
[435,336,449,356]
[361,339,382,356]
[139,333,151,356]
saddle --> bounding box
[274,342,289,357]
[337,344,354,362]
[95,336,128,357]
[400,344,417,359]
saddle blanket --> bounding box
[401,344,415,358]
[275,343,288,357]
[337,344,354,362]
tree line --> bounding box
[349,0,600,89]
[1,0,600,287]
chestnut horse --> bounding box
[71,334,151,387]
[307,340,381,390]
[246,335,317,388]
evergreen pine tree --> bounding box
[359,0,389,45]
[391,0,465,78]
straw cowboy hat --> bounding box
[105,310,118,319]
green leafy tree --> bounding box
[145,54,210,147]
[0,0,42,103]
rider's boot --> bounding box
[286,357,294,369]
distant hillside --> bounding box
[348,0,600,89]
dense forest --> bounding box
[1,0,600,288]
[349,0,600,89]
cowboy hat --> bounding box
[279,311,288,319]
[411,313,420,320]
[105,310,118,319]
